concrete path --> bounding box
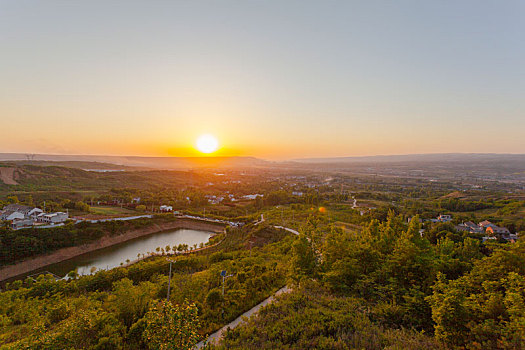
[194,286,291,349]
[273,225,300,236]
[194,222,299,348]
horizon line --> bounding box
[1,151,525,162]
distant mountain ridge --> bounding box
[1,152,524,169]
[294,153,525,164]
[0,153,268,169]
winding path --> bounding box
[194,224,299,349]
[194,286,291,349]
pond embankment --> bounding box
[0,218,224,282]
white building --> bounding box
[38,212,69,224]
[242,194,263,200]
[1,211,25,221]
[0,204,43,221]
[11,218,34,230]
[159,205,173,212]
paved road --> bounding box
[194,286,292,349]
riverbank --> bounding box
[0,218,224,282]
[118,233,226,269]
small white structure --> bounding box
[27,208,44,218]
[159,205,173,212]
[243,194,263,200]
[38,212,69,224]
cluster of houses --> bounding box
[205,195,224,205]
[456,220,517,241]
[204,193,263,205]
[423,214,518,242]
[0,204,69,229]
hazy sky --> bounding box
[1,1,524,159]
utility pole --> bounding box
[220,270,233,296]
[167,258,175,301]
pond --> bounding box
[18,228,213,280]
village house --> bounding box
[1,210,25,221]
[456,219,515,239]
[438,214,452,222]
[242,194,263,200]
[206,195,224,205]
[159,205,173,212]
[455,221,484,234]
[430,214,453,223]
[485,225,511,236]
[0,204,43,221]
[11,218,35,230]
[37,212,69,224]
[479,220,497,229]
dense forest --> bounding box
[210,213,525,349]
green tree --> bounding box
[143,300,200,350]
[75,201,90,212]
[6,195,19,204]
[205,288,223,309]
[428,243,525,348]
[291,233,317,280]
[112,278,155,328]
[25,195,34,207]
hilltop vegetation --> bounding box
[211,213,525,349]
[2,208,525,349]
[0,224,291,349]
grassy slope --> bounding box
[0,163,194,198]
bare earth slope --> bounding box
[0,167,18,185]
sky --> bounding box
[1,1,524,160]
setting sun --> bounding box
[196,134,219,154]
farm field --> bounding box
[87,206,140,217]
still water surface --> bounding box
[25,228,212,278]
